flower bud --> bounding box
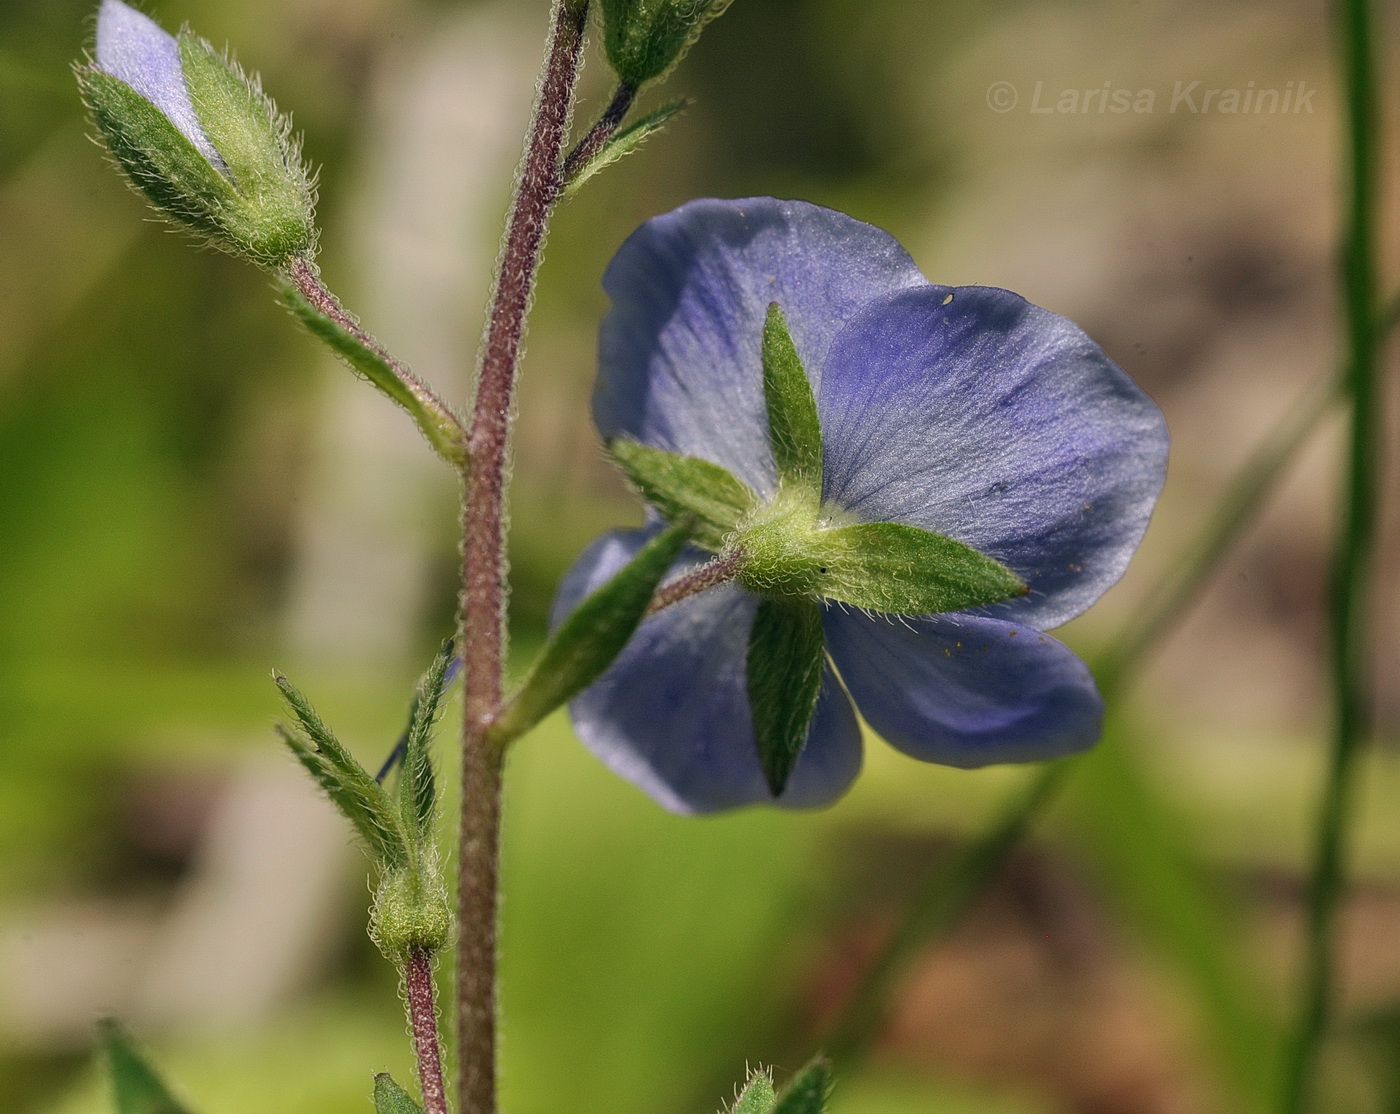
[369,861,453,961]
[77,0,316,268]
[599,0,733,88]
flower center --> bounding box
[730,483,852,601]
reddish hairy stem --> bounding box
[286,256,463,443]
[645,550,744,617]
[405,949,448,1114]
[457,4,588,1113]
[561,83,638,184]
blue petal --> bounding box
[95,0,225,168]
[823,608,1102,767]
[594,198,927,497]
[553,529,863,814]
[819,285,1168,630]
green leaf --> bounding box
[275,675,408,870]
[608,438,756,551]
[773,1057,832,1114]
[372,1073,425,1114]
[400,640,453,840]
[78,67,240,244]
[762,303,823,487]
[177,34,315,266]
[101,1021,193,1114]
[814,521,1026,614]
[747,598,825,796]
[493,519,693,742]
[277,280,467,466]
[563,98,688,197]
[732,1067,776,1114]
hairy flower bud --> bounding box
[599,0,734,87]
[77,0,316,268]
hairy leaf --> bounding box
[762,303,822,487]
[608,438,756,551]
[495,519,693,741]
[747,598,825,795]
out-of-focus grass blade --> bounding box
[1064,717,1275,1114]
[101,1021,194,1114]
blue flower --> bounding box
[553,198,1168,814]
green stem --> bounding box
[1280,0,1383,1106]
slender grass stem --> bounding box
[405,949,449,1114]
[456,4,588,1113]
[1280,0,1383,1106]
[825,759,1071,1065]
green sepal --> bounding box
[762,303,823,487]
[563,98,689,197]
[773,1057,832,1114]
[600,0,733,86]
[608,438,756,551]
[747,598,825,796]
[369,861,452,960]
[814,521,1027,614]
[373,1072,425,1114]
[77,66,240,244]
[277,279,467,466]
[399,640,453,840]
[177,34,315,266]
[275,675,409,870]
[732,1067,777,1114]
[492,518,693,742]
[100,1021,193,1114]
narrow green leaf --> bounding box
[372,1073,425,1114]
[815,521,1026,614]
[773,1057,832,1114]
[494,520,693,742]
[608,438,756,551]
[747,598,825,796]
[101,1021,192,1114]
[278,281,467,466]
[732,1067,776,1114]
[400,640,453,839]
[563,98,688,197]
[762,303,823,487]
[275,675,408,869]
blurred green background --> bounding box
[2,0,1399,1111]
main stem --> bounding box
[457,4,588,1114]
[1281,0,1382,1106]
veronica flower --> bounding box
[553,198,1168,814]
[78,0,315,267]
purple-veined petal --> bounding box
[553,529,863,814]
[594,198,927,497]
[824,608,1102,767]
[95,0,224,167]
[819,285,1167,630]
